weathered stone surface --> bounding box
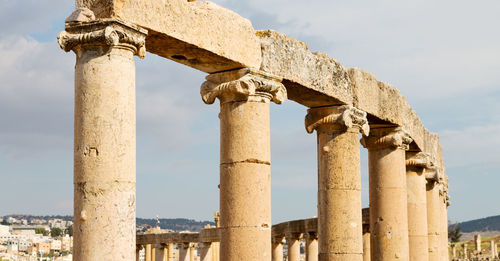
[257,30,442,161]
[258,30,352,107]
[76,0,261,73]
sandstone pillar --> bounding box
[136,245,143,261]
[440,180,450,261]
[475,235,481,252]
[167,243,174,261]
[158,244,168,261]
[189,243,195,261]
[151,245,156,261]
[272,237,284,261]
[462,243,467,258]
[362,225,371,261]
[305,232,318,261]
[426,173,441,261]
[201,68,287,261]
[179,243,190,261]
[361,127,412,261]
[406,152,432,261]
[306,105,369,261]
[451,244,456,259]
[145,244,152,261]
[200,243,213,261]
[57,11,147,261]
[286,233,302,261]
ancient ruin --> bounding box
[57,0,451,260]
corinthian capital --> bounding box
[200,68,287,104]
[57,10,147,58]
[361,127,413,150]
[305,105,369,135]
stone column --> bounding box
[286,233,302,261]
[439,178,450,261]
[168,243,174,261]
[145,244,152,261]
[158,244,168,261]
[306,105,369,261]
[406,152,432,261]
[272,237,284,261]
[361,127,413,261]
[200,243,212,261]
[57,10,147,261]
[426,171,441,261]
[462,243,467,258]
[305,232,318,261]
[151,245,156,261]
[136,245,143,261]
[189,243,195,261]
[362,225,371,261]
[201,68,287,261]
[475,235,481,252]
[451,244,456,259]
[179,243,190,261]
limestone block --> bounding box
[219,227,271,261]
[76,0,261,72]
[258,30,352,107]
[219,163,271,228]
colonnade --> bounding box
[58,8,449,261]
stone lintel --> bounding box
[76,0,261,73]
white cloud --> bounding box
[441,124,500,168]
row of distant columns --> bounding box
[59,10,449,260]
[272,232,319,261]
[138,242,220,261]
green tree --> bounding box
[448,222,462,243]
[50,227,63,237]
[35,228,49,236]
[64,225,73,236]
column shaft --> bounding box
[272,238,284,261]
[200,243,212,261]
[145,244,152,261]
[362,127,412,261]
[427,181,441,261]
[201,68,286,261]
[362,227,371,261]
[305,233,318,261]
[167,243,174,261]
[58,18,146,261]
[306,105,368,261]
[406,153,431,261]
[179,243,190,261]
[286,234,301,261]
[440,191,449,261]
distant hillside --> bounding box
[136,218,214,232]
[458,215,500,233]
[2,215,214,232]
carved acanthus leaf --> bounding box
[305,105,369,135]
[200,68,287,104]
[361,127,413,150]
[57,18,147,58]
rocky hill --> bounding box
[458,215,500,233]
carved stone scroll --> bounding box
[200,68,287,104]
[305,105,369,135]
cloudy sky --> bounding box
[0,0,499,223]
